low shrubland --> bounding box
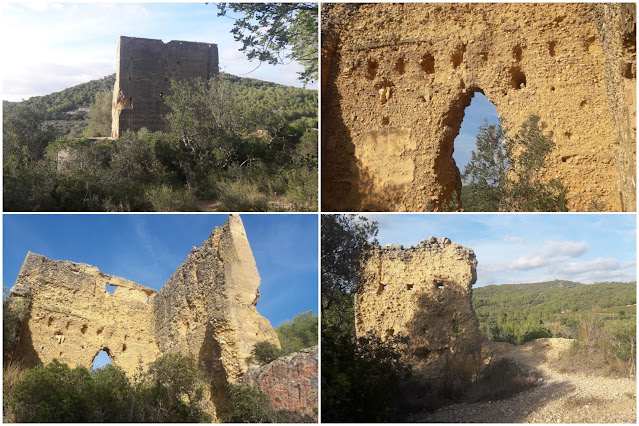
[3,354,212,423]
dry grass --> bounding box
[3,360,29,422]
[553,342,635,378]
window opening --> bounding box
[92,350,112,370]
[106,283,117,294]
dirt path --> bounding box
[195,200,220,212]
[414,338,636,423]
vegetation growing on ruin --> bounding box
[3,73,317,212]
[462,115,568,212]
[473,280,637,377]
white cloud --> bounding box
[510,240,587,270]
[503,235,524,244]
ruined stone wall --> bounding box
[7,253,160,377]
[111,36,218,137]
[152,215,280,400]
[355,237,482,378]
[322,3,636,212]
[6,215,278,390]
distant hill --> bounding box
[9,73,318,124]
[474,280,636,312]
[473,280,636,344]
[15,74,116,120]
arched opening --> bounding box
[105,282,116,294]
[92,349,112,370]
[452,92,500,175]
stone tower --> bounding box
[111,35,219,137]
[356,237,482,378]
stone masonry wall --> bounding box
[322,3,636,212]
[6,215,279,406]
[356,237,482,378]
[111,36,218,137]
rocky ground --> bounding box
[413,338,636,423]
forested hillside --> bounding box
[473,281,636,344]
[7,74,116,120]
[3,73,318,212]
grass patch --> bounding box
[145,184,197,212]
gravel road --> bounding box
[413,338,636,423]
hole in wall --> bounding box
[377,283,387,294]
[564,131,572,139]
[548,41,557,57]
[585,35,597,53]
[510,67,526,89]
[580,99,587,108]
[406,284,414,291]
[451,45,465,68]
[623,62,635,79]
[382,117,390,126]
[386,328,395,336]
[48,317,54,327]
[122,344,127,352]
[421,53,435,74]
[513,45,523,61]
[366,59,378,80]
[81,324,88,334]
[97,327,104,335]
[480,51,488,61]
[395,57,406,74]
[92,350,112,370]
[106,283,117,294]
[550,86,556,92]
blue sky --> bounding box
[1,2,316,101]
[3,214,318,327]
[453,92,500,173]
[362,214,636,287]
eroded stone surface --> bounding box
[111,36,219,137]
[6,215,279,416]
[241,346,318,422]
[355,239,482,378]
[322,3,636,211]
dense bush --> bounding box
[248,341,283,365]
[4,73,318,212]
[277,310,318,355]
[222,383,280,423]
[6,354,211,423]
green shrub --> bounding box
[217,179,269,211]
[223,383,279,423]
[277,310,318,355]
[248,341,283,365]
[7,354,211,423]
[146,184,197,212]
[10,360,94,422]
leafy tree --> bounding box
[3,101,58,165]
[248,341,283,365]
[216,3,318,85]
[84,88,113,137]
[462,115,568,212]
[276,310,318,354]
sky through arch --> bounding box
[453,92,500,174]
